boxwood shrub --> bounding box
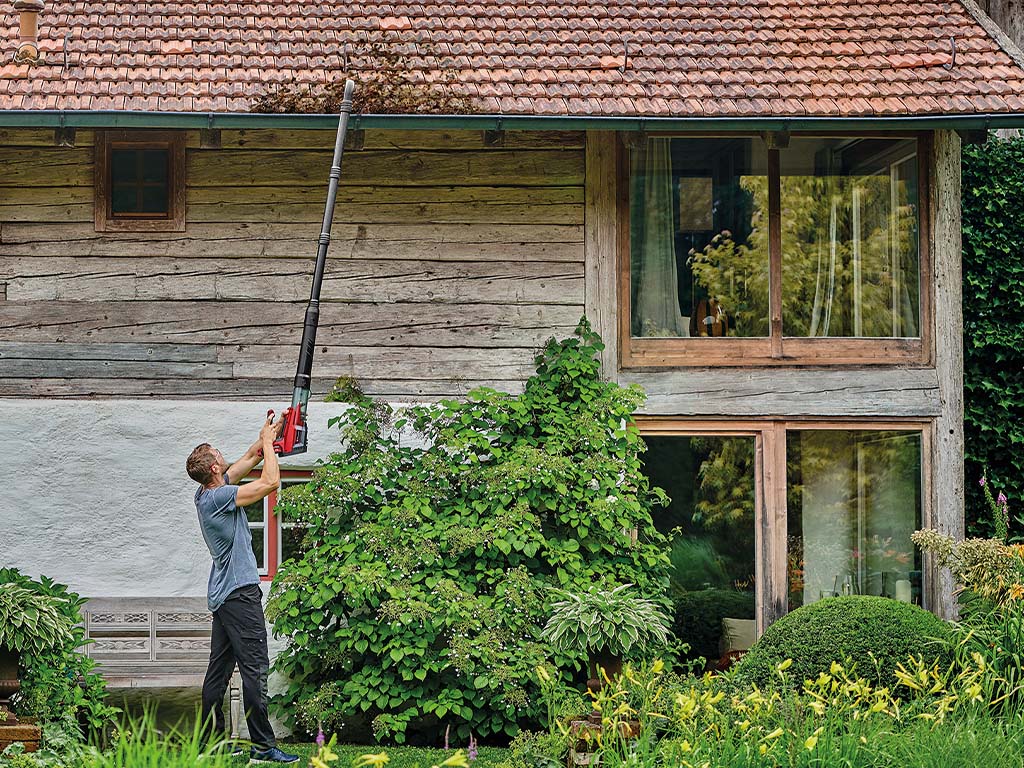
[733,595,952,690]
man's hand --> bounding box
[260,412,285,444]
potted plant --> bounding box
[0,584,75,725]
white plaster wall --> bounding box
[0,399,350,598]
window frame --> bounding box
[241,470,312,581]
[635,417,934,636]
[94,130,186,232]
[618,132,933,368]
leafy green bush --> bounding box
[733,596,951,689]
[0,585,74,657]
[962,137,1024,539]
[0,569,118,735]
[268,319,671,743]
[671,588,755,664]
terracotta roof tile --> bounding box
[2,0,1024,117]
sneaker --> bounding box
[249,746,300,764]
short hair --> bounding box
[186,443,218,485]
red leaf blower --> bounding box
[269,80,356,456]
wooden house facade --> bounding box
[4,0,1024,645]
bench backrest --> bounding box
[82,597,213,679]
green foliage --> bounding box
[267,319,671,743]
[0,585,74,657]
[0,569,118,734]
[733,596,952,690]
[666,539,729,593]
[540,584,671,660]
[671,588,755,664]
[962,137,1024,539]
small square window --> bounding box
[95,131,185,232]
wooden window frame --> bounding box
[94,130,186,232]
[618,133,933,368]
[242,470,311,581]
[636,417,934,636]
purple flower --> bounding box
[468,735,478,763]
[316,727,325,747]
[980,477,987,487]
[998,492,1009,506]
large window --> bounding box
[622,135,929,366]
[639,420,929,639]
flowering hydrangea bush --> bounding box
[267,320,671,743]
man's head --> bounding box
[186,443,227,486]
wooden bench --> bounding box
[82,598,242,737]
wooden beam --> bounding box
[929,129,965,620]
[584,131,619,379]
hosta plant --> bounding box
[0,585,74,657]
[541,583,672,679]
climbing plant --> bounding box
[267,319,671,744]
[962,137,1024,538]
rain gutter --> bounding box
[1,110,1024,131]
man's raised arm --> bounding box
[235,416,282,507]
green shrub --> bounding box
[733,596,951,689]
[672,588,755,664]
[0,569,118,735]
[268,319,671,743]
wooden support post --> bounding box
[930,130,965,620]
[584,131,619,379]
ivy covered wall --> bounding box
[962,137,1024,537]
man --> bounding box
[186,413,299,765]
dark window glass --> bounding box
[250,527,265,571]
[109,147,170,217]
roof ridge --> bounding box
[957,0,1024,72]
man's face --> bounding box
[211,448,227,476]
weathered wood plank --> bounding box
[930,129,965,620]
[0,222,584,261]
[0,377,527,399]
[1,257,584,304]
[624,368,942,417]
[0,148,93,186]
[0,128,583,152]
[0,358,233,379]
[0,341,218,362]
[218,129,585,151]
[0,185,583,225]
[0,128,96,147]
[187,185,584,225]
[0,186,93,223]
[226,345,538,381]
[0,300,583,347]
[187,149,584,187]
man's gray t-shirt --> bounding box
[195,474,260,612]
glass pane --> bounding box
[242,498,265,524]
[110,185,137,214]
[787,430,922,610]
[110,149,137,183]
[142,150,168,183]
[630,138,769,338]
[643,435,757,668]
[141,184,169,214]
[780,138,920,338]
[250,526,265,572]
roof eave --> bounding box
[2,110,1024,130]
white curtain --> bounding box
[631,138,687,337]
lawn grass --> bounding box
[230,744,509,768]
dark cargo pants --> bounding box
[201,584,276,750]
